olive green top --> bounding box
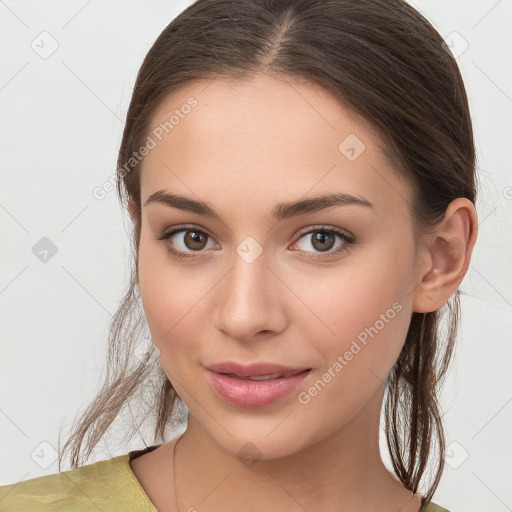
[0,445,451,511]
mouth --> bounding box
[220,369,308,381]
[205,361,311,378]
[205,366,312,408]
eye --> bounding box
[154,224,356,261]
[154,225,219,259]
[291,225,356,259]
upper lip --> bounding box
[205,361,310,377]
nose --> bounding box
[213,248,287,342]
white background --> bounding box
[1,1,511,510]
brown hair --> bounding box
[59,0,477,502]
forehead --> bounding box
[139,73,412,219]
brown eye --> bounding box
[182,230,208,250]
[310,231,336,252]
[155,226,218,259]
[293,226,356,259]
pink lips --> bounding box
[204,361,311,408]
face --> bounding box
[134,72,424,459]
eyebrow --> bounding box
[144,190,374,221]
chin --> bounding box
[191,411,334,464]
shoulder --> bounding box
[421,499,452,512]
[0,451,157,511]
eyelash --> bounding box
[154,224,356,261]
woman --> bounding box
[0,0,478,510]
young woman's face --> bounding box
[135,73,427,458]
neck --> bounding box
[172,384,420,512]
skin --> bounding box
[127,72,478,512]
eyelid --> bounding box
[294,224,354,240]
[157,223,214,239]
[156,223,354,241]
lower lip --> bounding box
[206,369,311,408]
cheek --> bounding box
[295,245,410,336]
[138,237,225,377]
[138,240,201,348]
[293,272,412,430]
[293,243,414,382]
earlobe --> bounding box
[412,198,478,313]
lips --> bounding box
[205,361,310,378]
[204,361,312,408]
[225,372,301,381]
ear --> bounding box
[128,198,139,225]
[412,198,478,313]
